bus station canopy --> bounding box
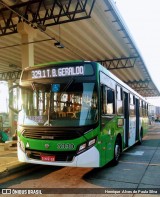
[0,0,159,97]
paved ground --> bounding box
[0,145,30,179]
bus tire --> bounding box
[138,128,143,145]
[112,136,121,165]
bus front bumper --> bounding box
[17,143,100,167]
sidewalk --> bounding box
[0,142,30,179]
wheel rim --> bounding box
[115,144,120,161]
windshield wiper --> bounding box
[60,78,74,97]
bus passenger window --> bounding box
[141,101,145,117]
[101,85,115,115]
[116,86,123,114]
[101,86,107,114]
[129,94,135,116]
[143,102,148,117]
[146,103,148,116]
[107,89,115,114]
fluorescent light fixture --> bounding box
[54,42,64,48]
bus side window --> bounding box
[101,85,115,115]
[107,88,115,114]
[142,101,145,117]
[116,86,123,114]
[129,94,135,116]
[146,103,148,116]
[140,100,143,117]
[101,85,107,114]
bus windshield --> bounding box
[19,82,98,127]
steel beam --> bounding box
[126,80,160,97]
[98,56,139,70]
[136,89,159,97]
[127,79,150,89]
[0,0,96,36]
[0,71,21,80]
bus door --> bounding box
[123,92,129,147]
[135,98,140,141]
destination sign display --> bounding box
[23,64,94,80]
[31,66,84,79]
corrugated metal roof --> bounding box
[0,0,159,97]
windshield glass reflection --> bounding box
[19,82,98,127]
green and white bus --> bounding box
[9,61,148,167]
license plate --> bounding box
[40,155,55,162]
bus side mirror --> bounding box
[9,85,22,114]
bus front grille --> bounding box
[22,129,81,140]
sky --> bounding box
[115,0,160,106]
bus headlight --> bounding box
[88,138,96,147]
[78,143,87,153]
[77,137,97,154]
